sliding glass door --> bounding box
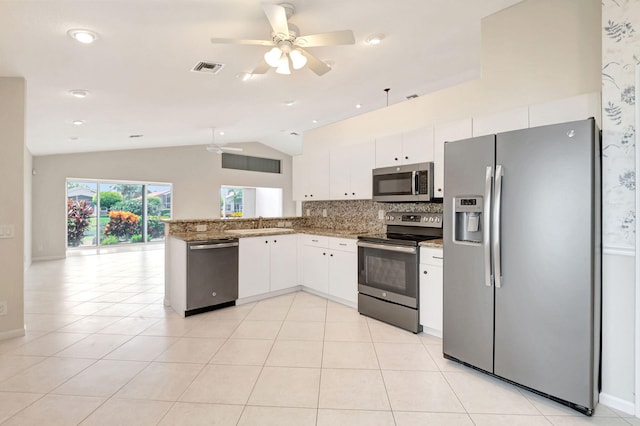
[67,179,171,249]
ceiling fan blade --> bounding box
[261,3,290,38]
[252,59,271,74]
[210,37,274,46]
[299,49,331,76]
[295,30,355,47]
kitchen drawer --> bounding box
[329,237,357,253]
[302,234,329,248]
[420,247,443,267]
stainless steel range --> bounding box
[357,212,443,333]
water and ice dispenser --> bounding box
[453,196,483,244]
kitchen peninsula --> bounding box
[163,216,385,317]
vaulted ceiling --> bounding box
[0,0,522,156]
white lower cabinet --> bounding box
[239,234,297,299]
[302,235,358,307]
[420,247,444,337]
[302,245,329,293]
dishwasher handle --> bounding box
[189,242,239,250]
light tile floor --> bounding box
[0,248,635,425]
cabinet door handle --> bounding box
[322,252,326,256]
[339,243,347,246]
[432,256,443,260]
[330,253,333,257]
[311,239,319,242]
[423,270,428,274]
[273,240,277,243]
[405,156,409,160]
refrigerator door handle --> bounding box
[484,166,493,287]
[493,164,503,288]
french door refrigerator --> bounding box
[443,118,601,415]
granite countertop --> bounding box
[169,227,369,242]
[419,238,443,248]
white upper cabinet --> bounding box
[528,92,601,128]
[402,126,434,164]
[375,127,433,168]
[472,107,529,137]
[433,118,472,197]
[374,133,403,168]
[330,141,375,200]
[292,149,330,201]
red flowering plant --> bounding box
[103,210,141,240]
[67,199,94,247]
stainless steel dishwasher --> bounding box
[186,238,239,316]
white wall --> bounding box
[24,147,32,269]
[256,188,283,218]
[32,142,294,259]
[0,77,25,339]
[303,0,601,154]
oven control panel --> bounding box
[385,212,443,228]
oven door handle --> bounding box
[357,241,417,254]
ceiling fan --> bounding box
[206,128,243,154]
[210,2,355,76]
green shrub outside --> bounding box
[130,234,143,243]
[67,199,94,247]
[94,192,122,211]
[101,235,119,245]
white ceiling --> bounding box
[0,0,522,157]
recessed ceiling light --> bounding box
[67,29,98,44]
[312,119,318,124]
[219,131,225,136]
[355,104,362,109]
[69,90,89,98]
[284,100,295,106]
[72,120,85,126]
[365,34,385,45]
[236,72,252,81]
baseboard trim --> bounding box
[599,392,635,415]
[0,327,26,341]
[32,255,65,262]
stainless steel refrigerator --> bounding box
[443,118,601,415]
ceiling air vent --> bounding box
[191,61,225,74]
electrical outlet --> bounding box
[284,221,292,227]
[196,224,207,232]
[0,225,15,239]
[378,210,385,220]
[322,209,327,217]
[306,209,310,216]
[0,301,7,316]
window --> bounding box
[67,179,172,248]
[220,186,283,218]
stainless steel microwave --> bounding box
[372,162,434,202]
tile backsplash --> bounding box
[301,200,443,233]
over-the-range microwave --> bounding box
[372,162,434,202]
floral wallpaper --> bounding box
[602,0,640,249]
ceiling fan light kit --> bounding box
[210,2,355,76]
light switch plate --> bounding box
[322,209,327,217]
[196,224,207,232]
